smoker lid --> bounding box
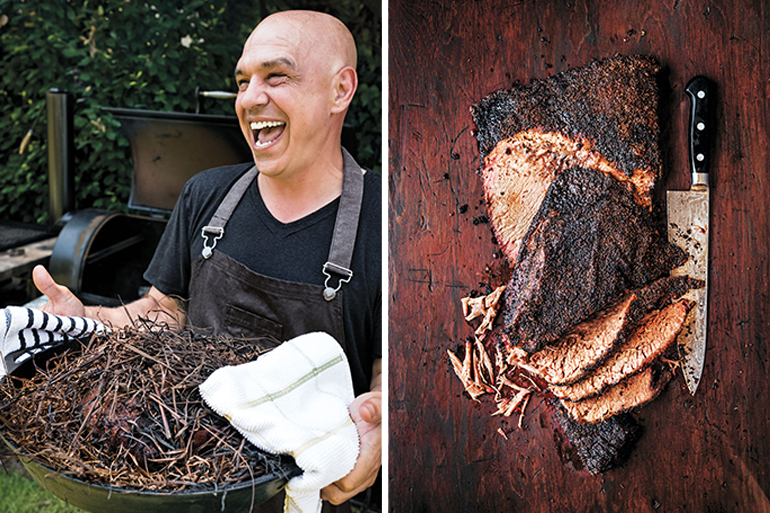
[103,107,253,215]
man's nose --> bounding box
[239,78,269,109]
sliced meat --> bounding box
[471,55,661,263]
[560,363,673,424]
[513,293,636,385]
[551,299,693,401]
[503,166,687,352]
[513,276,697,385]
[553,402,641,475]
[471,54,661,192]
[480,130,656,263]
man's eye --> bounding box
[266,73,287,83]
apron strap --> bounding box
[200,166,259,259]
[322,147,364,301]
[199,148,365,301]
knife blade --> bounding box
[667,76,711,396]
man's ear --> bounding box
[331,66,358,114]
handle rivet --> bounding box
[697,90,706,99]
[696,153,705,162]
[697,122,705,131]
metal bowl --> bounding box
[1,342,302,513]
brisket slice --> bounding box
[471,56,661,263]
[551,299,694,401]
[553,401,641,475]
[479,129,654,263]
[560,363,673,424]
[471,55,661,195]
[503,166,687,353]
[512,276,697,386]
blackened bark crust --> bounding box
[503,166,686,352]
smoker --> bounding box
[46,89,252,306]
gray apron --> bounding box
[186,148,363,512]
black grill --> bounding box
[47,91,252,306]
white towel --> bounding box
[0,306,105,378]
[199,331,359,513]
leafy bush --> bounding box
[0,0,381,224]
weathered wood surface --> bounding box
[388,0,770,511]
[0,237,56,282]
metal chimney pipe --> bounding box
[46,89,75,223]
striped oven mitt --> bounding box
[1,306,104,379]
[199,331,360,513]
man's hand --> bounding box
[322,358,382,505]
[32,265,86,317]
[321,389,382,505]
[32,265,185,329]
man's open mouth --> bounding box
[250,120,286,148]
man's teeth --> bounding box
[250,121,285,130]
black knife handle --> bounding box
[685,76,710,189]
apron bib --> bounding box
[186,147,363,351]
[185,149,363,513]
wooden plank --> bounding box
[0,238,56,282]
[388,0,770,511]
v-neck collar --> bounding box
[248,178,341,237]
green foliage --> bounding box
[0,0,381,224]
[0,466,84,512]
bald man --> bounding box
[33,10,381,512]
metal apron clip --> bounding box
[201,226,224,259]
[322,261,353,301]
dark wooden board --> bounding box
[388,1,770,511]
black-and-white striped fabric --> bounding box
[1,306,105,378]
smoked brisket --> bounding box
[553,402,641,475]
[471,55,661,187]
[477,130,655,262]
[551,299,693,401]
[471,55,662,262]
[503,166,687,353]
[461,55,702,475]
[560,363,673,424]
[511,276,696,385]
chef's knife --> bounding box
[667,76,711,396]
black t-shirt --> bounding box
[143,162,381,395]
